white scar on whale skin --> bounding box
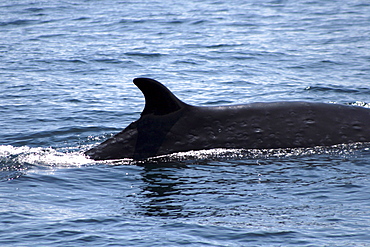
[85,78,370,160]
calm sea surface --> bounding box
[1,0,370,246]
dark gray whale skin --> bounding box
[85,78,370,160]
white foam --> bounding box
[0,145,93,168]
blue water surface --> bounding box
[1,0,370,246]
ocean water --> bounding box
[1,0,370,246]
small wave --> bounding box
[92,58,124,64]
[0,19,38,27]
[304,84,370,95]
[124,52,163,58]
[36,34,66,39]
[25,7,44,13]
[118,18,147,24]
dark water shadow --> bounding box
[135,161,190,218]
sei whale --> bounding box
[85,78,370,160]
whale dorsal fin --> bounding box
[133,78,187,116]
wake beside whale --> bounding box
[85,78,370,160]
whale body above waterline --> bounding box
[85,78,370,160]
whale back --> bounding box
[85,78,370,160]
